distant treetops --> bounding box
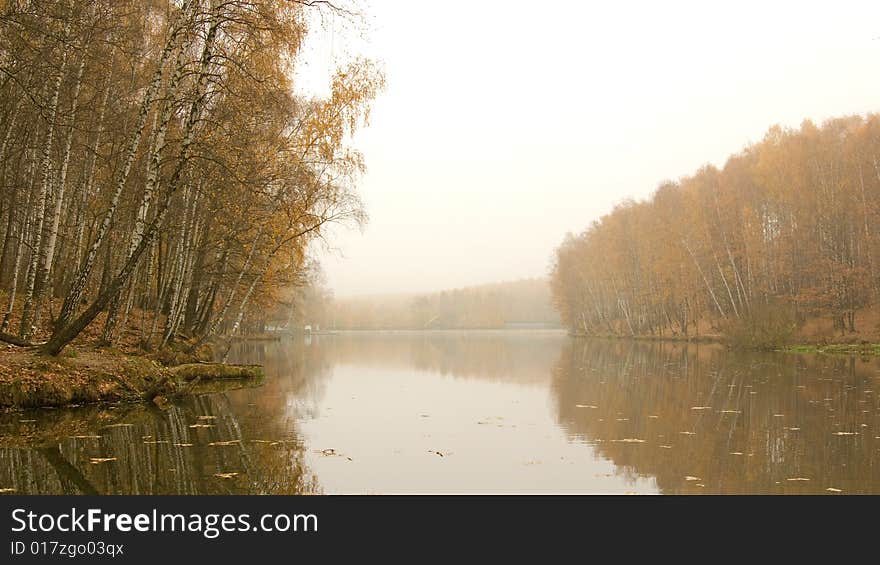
[551,115,880,344]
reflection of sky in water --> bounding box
[294,365,657,494]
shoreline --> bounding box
[567,332,880,355]
[0,345,263,410]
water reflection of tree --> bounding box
[0,393,320,495]
[552,340,880,493]
[225,338,335,420]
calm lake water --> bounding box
[2,332,879,494]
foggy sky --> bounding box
[304,1,880,297]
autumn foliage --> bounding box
[0,0,382,354]
[551,115,880,346]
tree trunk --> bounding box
[55,1,193,331]
[30,56,86,333]
[19,44,69,338]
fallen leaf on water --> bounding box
[786,477,810,481]
[143,440,169,445]
[690,406,712,411]
[71,435,101,439]
[685,476,701,481]
[833,432,856,436]
[720,410,742,414]
[679,431,696,436]
[730,452,743,456]
[826,487,842,493]
[659,445,673,449]
[784,427,801,431]
[575,404,598,409]
[615,418,629,422]
[648,415,659,419]
[773,414,785,418]
[208,440,241,446]
[174,443,194,447]
[213,472,238,479]
[90,458,116,464]
[611,438,646,443]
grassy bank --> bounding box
[569,332,723,343]
[569,332,880,356]
[0,345,263,409]
[779,343,880,356]
[0,298,266,409]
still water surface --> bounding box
[2,332,879,494]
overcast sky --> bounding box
[299,1,880,297]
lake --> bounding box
[2,331,879,494]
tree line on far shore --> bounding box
[0,0,381,354]
[551,114,880,347]
[298,278,561,331]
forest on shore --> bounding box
[299,278,561,331]
[0,1,381,356]
[551,114,880,347]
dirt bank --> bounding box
[0,345,263,409]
